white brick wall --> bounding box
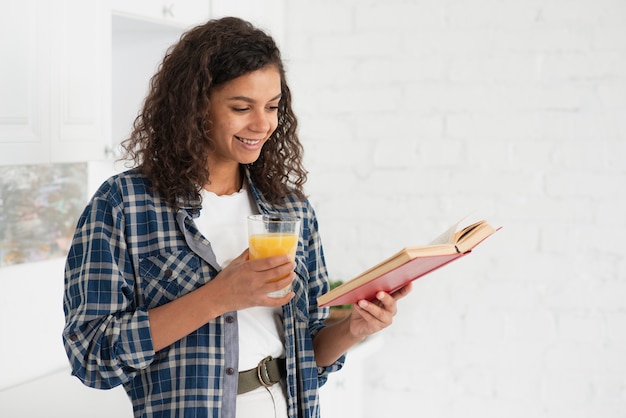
[285,0,626,417]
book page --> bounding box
[454,221,495,253]
[429,221,460,245]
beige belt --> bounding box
[237,356,286,395]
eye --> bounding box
[232,107,249,113]
[267,105,279,112]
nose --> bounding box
[249,109,273,133]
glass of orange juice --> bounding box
[247,214,301,297]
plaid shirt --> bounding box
[62,169,343,418]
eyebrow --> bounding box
[226,93,282,103]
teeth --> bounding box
[237,136,261,145]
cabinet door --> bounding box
[0,0,110,165]
[49,0,111,162]
[0,1,50,165]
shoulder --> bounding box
[250,181,314,217]
[283,193,317,223]
[245,167,312,210]
[92,169,154,205]
[84,170,172,221]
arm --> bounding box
[148,250,296,351]
[64,188,296,387]
[63,195,151,388]
[295,201,413,368]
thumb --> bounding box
[234,248,250,263]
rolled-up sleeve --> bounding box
[62,189,155,389]
[306,204,346,384]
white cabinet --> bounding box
[50,0,111,163]
[0,0,110,165]
[0,1,288,166]
[0,1,50,164]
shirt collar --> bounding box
[174,167,272,218]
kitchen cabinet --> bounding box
[0,0,110,165]
[0,0,289,166]
[0,1,50,164]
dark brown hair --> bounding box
[121,17,306,208]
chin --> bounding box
[240,156,261,165]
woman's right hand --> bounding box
[209,249,296,311]
[148,249,294,351]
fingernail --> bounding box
[358,300,368,308]
[377,292,385,300]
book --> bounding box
[318,218,499,308]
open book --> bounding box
[318,218,499,308]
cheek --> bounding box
[270,115,279,134]
[216,119,238,137]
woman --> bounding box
[63,17,411,418]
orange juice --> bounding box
[247,214,300,297]
[249,233,298,264]
[249,233,298,291]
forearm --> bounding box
[148,280,230,352]
[312,312,365,367]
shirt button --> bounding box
[69,334,78,342]
[225,315,235,324]
[226,367,235,375]
[164,268,173,278]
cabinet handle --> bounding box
[162,4,174,19]
[104,145,119,160]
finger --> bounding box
[390,282,413,301]
[262,291,295,307]
[373,292,398,316]
[221,249,249,269]
[261,273,296,306]
[266,271,295,291]
[356,298,389,323]
[353,305,390,333]
[239,248,250,260]
[247,253,294,273]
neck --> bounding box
[204,165,243,196]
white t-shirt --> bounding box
[195,185,288,417]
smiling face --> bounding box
[206,65,282,181]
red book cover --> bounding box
[318,219,500,308]
[318,252,467,307]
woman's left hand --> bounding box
[348,283,413,339]
[313,283,413,367]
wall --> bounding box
[284,1,626,417]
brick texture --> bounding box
[285,0,626,416]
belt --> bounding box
[237,356,286,395]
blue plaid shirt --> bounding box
[62,169,343,418]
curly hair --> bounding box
[120,17,307,208]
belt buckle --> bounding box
[256,356,274,387]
